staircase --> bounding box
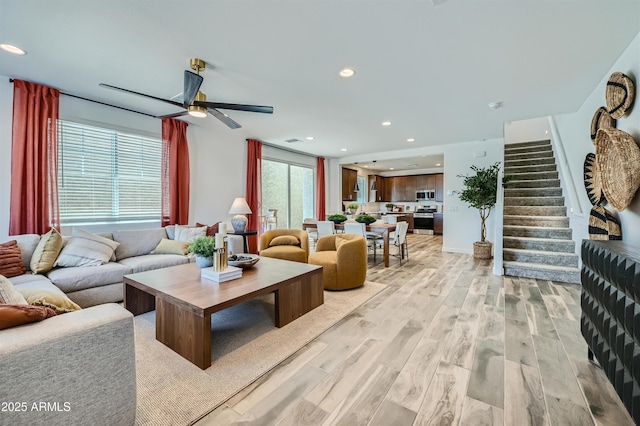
[502,140,581,284]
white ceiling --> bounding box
[1,0,639,170]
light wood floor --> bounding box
[195,234,633,426]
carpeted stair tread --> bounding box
[505,157,556,167]
[506,140,551,148]
[505,145,553,155]
[504,196,565,206]
[503,225,572,239]
[508,179,561,188]
[505,164,557,173]
[503,261,581,284]
[505,151,554,161]
[503,215,570,227]
[504,187,563,197]
[503,248,578,267]
[504,205,567,216]
[506,171,559,180]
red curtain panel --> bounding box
[316,157,326,221]
[10,80,60,235]
[246,139,262,253]
[161,118,190,226]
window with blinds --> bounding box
[57,120,162,224]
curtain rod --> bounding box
[259,140,320,159]
[9,78,157,118]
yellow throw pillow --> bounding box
[18,289,81,314]
[269,235,300,247]
[151,238,189,255]
[30,228,63,274]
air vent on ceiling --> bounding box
[407,163,419,168]
[284,138,303,143]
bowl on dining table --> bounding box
[228,253,259,269]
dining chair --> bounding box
[316,221,336,239]
[303,218,318,247]
[343,222,378,262]
[377,221,409,265]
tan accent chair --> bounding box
[259,229,309,263]
[308,234,367,291]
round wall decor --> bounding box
[606,72,635,119]
[590,107,615,143]
[595,128,640,211]
[589,205,622,240]
[583,153,606,205]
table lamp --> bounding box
[229,197,252,233]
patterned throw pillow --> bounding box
[0,274,28,305]
[195,222,220,237]
[0,240,26,278]
[54,228,120,267]
[30,228,64,274]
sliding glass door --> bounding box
[262,159,315,230]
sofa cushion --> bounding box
[18,288,82,314]
[54,229,120,267]
[113,228,167,260]
[47,262,133,293]
[30,228,64,274]
[10,234,41,272]
[0,240,26,278]
[118,254,189,273]
[10,273,64,294]
[259,246,308,263]
[174,224,206,242]
[150,238,189,255]
[0,304,57,330]
[0,275,27,305]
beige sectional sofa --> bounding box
[0,224,242,425]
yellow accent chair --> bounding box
[259,229,309,263]
[308,234,367,291]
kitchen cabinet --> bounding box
[435,173,444,202]
[391,176,405,202]
[416,174,435,191]
[403,175,417,202]
[404,214,414,232]
[434,213,443,235]
[368,175,387,202]
[341,168,358,201]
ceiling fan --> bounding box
[99,58,273,129]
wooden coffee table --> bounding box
[123,257,323,369]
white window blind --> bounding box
[57,120,162,224]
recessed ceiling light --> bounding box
[436,163,441,166]
[407,138,415,142]
[339,68,355,78]
[0,43,26,55]
[389,167,395,170]
[363,165,369,168]
[306,136,314,140]
[381,121,391,126]
[340,148,347,151]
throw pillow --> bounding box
[269,235,300,247]
[174,224,207,242]
[0,240,26,278]
[196,222,220,237]
[0,274,27,305]
[18,289,82,314]
[0,304,57,330]
[54,228,120,267]
[30,228,64,274]
[150,238,189,255]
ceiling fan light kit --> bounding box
[100,57,273,129]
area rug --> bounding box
[133,281,386,426]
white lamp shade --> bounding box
[228,197,252,215]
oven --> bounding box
[413,208,435,235]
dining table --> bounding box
[302,222,397,267]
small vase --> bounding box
[195,255,213,268]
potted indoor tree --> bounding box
[457,162,503,259]
[188,236,216,268]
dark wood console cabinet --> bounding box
[581,239,640,423]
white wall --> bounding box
[504,117,550,144]
[553,32,640,248]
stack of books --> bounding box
[201,265,243,282]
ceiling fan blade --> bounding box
[156,111,190,119]
[183,70,203,107]
[195,101,273,114]
[99,83,184,108]
[208,108,242,129]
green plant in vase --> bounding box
[327,214,348,224]
[347,203,359,214]
[188,236,216,268]
[385,203,394,212]
[355,214,376,225]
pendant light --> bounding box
[353,180,360,192]
[370,160,378,191]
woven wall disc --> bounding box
[583,153,606,205]
[605,209,622,240]
[606,72,635,119]
[590,107,616,143]
[589,205,623,240]
[595,128,640,211]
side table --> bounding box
[230,230,258,253]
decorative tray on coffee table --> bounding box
[228,254,259,269]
